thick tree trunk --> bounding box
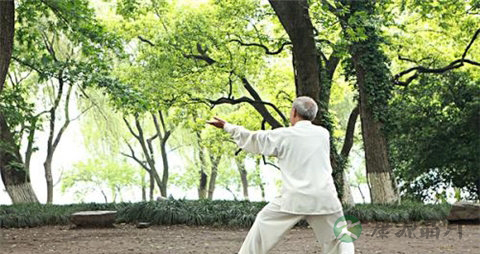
[342,172,354,205]
[351,50,396,204]
[346,4,397,203]
[269,0,346,201]
[0,0,15,93]
[0,0,36,204]
[268,0,321,118]
[236,157,249,201]
[0,113,38,203]
[207,154,221,200]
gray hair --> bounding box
[292,96,318,121]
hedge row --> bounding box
[0,200,451,228]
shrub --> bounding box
[0,200,451,228]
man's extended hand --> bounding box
[207,117,227,129]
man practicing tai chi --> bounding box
[207,96,354,254]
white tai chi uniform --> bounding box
[224,120,355,254]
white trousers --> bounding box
[238,202,355,254]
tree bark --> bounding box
[196,131,208,199]
[268,0,321,114]
[44,78,73,204]
[141,174,146,201]
[123,114,170,199]
[269,0,346,201]
[340,106,359,206]
[207,154,221,200]
[0,113,38,203]
[254,157,265,201]
[352,48,397,204]
[0,0,36,204]
[149,172,154,201]
[153,110,171,198]
[235,157,249,201]
[0,0,15,93]
[343,0,397,204]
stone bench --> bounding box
[447,202,480,224]
[70,210,117,228]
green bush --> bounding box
[0,200,451,228]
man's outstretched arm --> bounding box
[207,117,280,157]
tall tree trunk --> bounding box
[269,0,345,200]
[340,0,397,203]
[268,0,321,111]
[236,157,249,201]
[0,113,38,203]
[207,154,221,200]
[354,80,396,203]
[0,0,36,204]
[0,0,15,93]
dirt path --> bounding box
[1,223,478,253]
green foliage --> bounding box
[345,200,451,222]
[387,71,480,201]
[63,89,143,202]
[0,200,451,228]
[61,157,141,202]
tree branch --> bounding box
[340,106,359,158]
[182,53,216,65]
[209,96,285,128]
[262,156,280,170]
[230,39,292,55]
[51,84,73,152]
[138,36,156,47]
[122,142,151,172]
[241,77,288,125]
[394,29,480,86]
[123,117,139,139]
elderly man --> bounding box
[207,96,355,254]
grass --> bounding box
[0,200,451,228]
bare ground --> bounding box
[1,223,478,253]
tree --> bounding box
[388,72,480,201]
[61,87,143,203]
[123,111,173,199]
[62,157,139,203]
[235,155,249,201]
[1,0,120,204]
[325,0,398,203]
[0,0,14,94]
[0,0,38,203]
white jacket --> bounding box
[224,120,343,215]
